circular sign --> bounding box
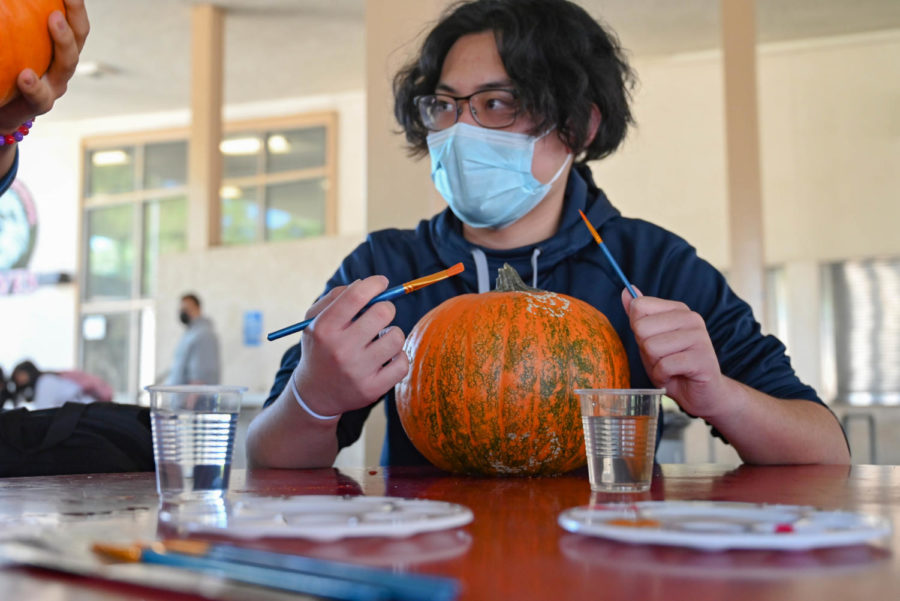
[0,178,38,269]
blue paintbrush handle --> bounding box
[368,284,407,304]
[141,549,391,601]
[599,242,638,298]
[267,284,407,341]
[206,544,459,601]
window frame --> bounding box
[77,112,338,399]
[221,112,338,242]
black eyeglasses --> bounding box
[414,89,520,131]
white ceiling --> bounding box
[43,0,900,123]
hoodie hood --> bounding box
[426,163,620,292]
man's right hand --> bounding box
[290,275,410,418]
[246,275,410,468]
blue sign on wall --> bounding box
[243,310,263,347]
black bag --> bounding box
[0,402,155,477]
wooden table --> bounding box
[0,464,897,600]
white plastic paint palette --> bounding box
[180,495,474,541]
[558,501,892,550]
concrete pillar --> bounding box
[365,0,451,232]
[721,0,766,322]
[187,4,224,250]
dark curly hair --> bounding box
[393,0,636,162]
[10,359,41,403]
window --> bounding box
[78,113,337,400]
[142,197,188,296]
[219,116,336,245]
[80,134,189,400]
[86,203,136,299]
[81,311,131,396]
[823,258,900,406]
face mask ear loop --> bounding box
[534,125,572,187]
[537,125,557,140]
[545,152,573,187]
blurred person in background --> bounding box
[10,359,113,409]
[164,293,221,385]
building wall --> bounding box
[592,31,900,268]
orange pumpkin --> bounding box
[396,264,630,476]
[0,0,65,105]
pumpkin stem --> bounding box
[495,263,539,292]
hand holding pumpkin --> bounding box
[290,275,410,419]
[621,287,732,420]
[0,0,89,133]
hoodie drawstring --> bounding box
[470,247,543,293]
[530,247,542,288]
[471,248,490,294]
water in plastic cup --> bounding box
[574,388,664,493]
[146,385,246,501]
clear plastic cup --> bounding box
[146,385,246,501]
[574,388,665,493]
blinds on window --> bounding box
[830,258,900,406]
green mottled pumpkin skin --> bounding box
[395,281,630,476]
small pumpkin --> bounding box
[0,0,65,106]
[396,263,630,476]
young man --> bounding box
[247,0,849,468]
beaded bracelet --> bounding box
[0,120,34,146]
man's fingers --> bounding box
[632,296,689,316]
[316,276,389,331]
[631,309,706,342]
[45,11,79,90]
[640,330,696,362]
[62,0,91,50]
[304,286,346,320]
[14,70,54,116]
[351,298,396,340]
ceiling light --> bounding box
[92,150,130,166]
[82,315,107,341]
[220,185,242,199]
[75,61,117,78]
[220,137,261,155]
[267,135,291,154]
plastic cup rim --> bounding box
[574,388,666,395]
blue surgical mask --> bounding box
[426,123,572,229]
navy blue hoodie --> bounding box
[267,163,822,465]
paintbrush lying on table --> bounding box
[93,539,460,601]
